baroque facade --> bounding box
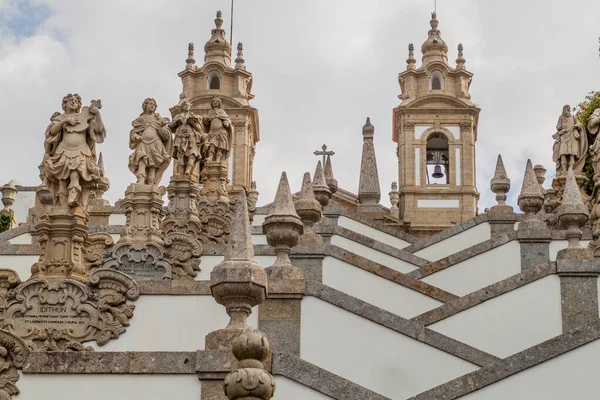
[0,10,599,400]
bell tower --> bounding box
[393,13,480,236]
[176,11,259,193]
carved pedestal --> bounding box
[0,207,140,351]
[163,175,202,237]
[118,184,164,245]
[201,161,229,203]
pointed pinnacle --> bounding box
[324,155,334,180]
[299,172,316,200]
[362,117,374,138]
[272,172,298,216]
[314,161,327,187]
[518,159,543,199]
[563,167,583,205]
[225,192,254,261]
[492,154,509,183]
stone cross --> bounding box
[314,144,334,166]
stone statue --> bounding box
[552,105,586,174]
[170,100,206,176]
[203,97,231,163]
[128,98,173,185]
[588,108,600,181]
[42,94,106,208]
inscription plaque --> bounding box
[103,243,171,281]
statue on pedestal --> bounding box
[552,105,586,175]
[170,99,206,178]
[587,108,600,182]
[204,97,231,163]
[42,94,106,207]
[128,98,172,186]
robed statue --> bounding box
[587,108,600,181]
[203,97,232,163]
[42,94,106,208]
[170,99,206,177]
[129,98,173,185]
[552,104,586,174]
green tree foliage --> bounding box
[0,213,11,233]
[574,91,600,195]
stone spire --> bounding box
[186,42,195,69]
[204,10,232,66]
[406,43,416,70]
[490,154,510,206]
[209,192,267,343]
[313,160,332,207]
[324,154,338,194]
[421,12,449,65]
[557,167,589,253]
[294,172,322,244]
[263,172,303,277]
[358,117,381,207]
[455,43,465,70]
[517,159,549,239]
[224,328,276,400]
[234,42,245,70]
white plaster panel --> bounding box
[444,125,460,139]
[417,199,459,208]
[301,297,478,399]
[96,296,258,351]
[252,214,266,226]
[330,235,417,274]
[430,275,562,358]
[337,216,410,249]
[8,232,32,244]
[421,241,520,296]
[13,190,35,225]
[108,213,126,225]
[0,255,37,281]
[455,147,461,186]
[549,240,590,261]
[414,125,430,140]
[414,222,491,261]
[275,376,331,400]
[415,147,421,186]
[462,338,600,400]
[252,234,268,245]
[323,257,441,318]
[18,374,200,400]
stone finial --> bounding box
[490,154,510,206]
[518,160,544,213]
[204,10,232,66]
[224,328,276,400]
[186,42,195,69]
[533,164,546,186]
[421,11,448,65]
[210,192,267,333]
[324,154,338,194]
[247,181,259,218]
[358,118,381,207]
[263,172,304,278]
[313,161,332,207]
[456,43,465,69]
[557,167,589,253]
[389,182,400,219]
[406,43,416,70]
[1,180,17,212]
[235,42,246,70]
[294,173,322,244]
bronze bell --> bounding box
[432,165,444,179]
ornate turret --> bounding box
[204,11,232,66]
[421,12,448,66]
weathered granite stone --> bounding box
[324,154,338,194]
[294,173,323,244]
[357,117,381,212]
[312,161,332,208]
[0,329,29,399]
[488,154,516,238]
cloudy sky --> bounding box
[0,0,599,211]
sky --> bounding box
[0,0,599,211]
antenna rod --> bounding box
[230,0,234,46]
[435,0,437,13]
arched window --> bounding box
[430,71,444,90]
[425,132,449,184]
[207,71,221,89]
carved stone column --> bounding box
[201,161,229,203]
[517,160,551,271]
[162,175,202,236]
[260,172,305,355]
[119,184,164,246]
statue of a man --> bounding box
[170,100,206,177]
[129,98,172,185]
[587,108,600,181]
[203,97,232,163]
[552,104,586,174]
[42,94,106,207]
